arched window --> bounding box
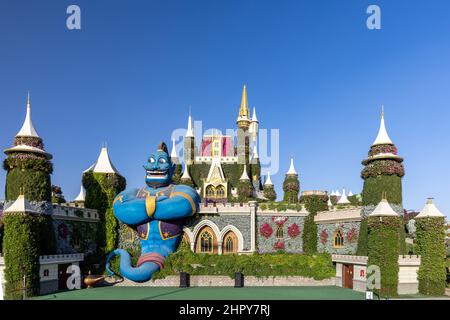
[216,185,225,198]
[196,226,217,254]
[206,185,216,198]
[276,225,284,240]
[222,231,237,254]
[334,230,344,248]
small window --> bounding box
[333,230,344,248]
[43,269,49,277]
[276,225,284,240]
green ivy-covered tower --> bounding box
[367,198,402,297]
[82,146,126,261]
[3,94,55,254]
[283,158,300,203]
[263,172,277,201]
[414,198,447,296]
[237,164,253,202]
[361,108,405,214]
[358,108,406,255]
[3,194,42,299]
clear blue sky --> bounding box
[0,0,449,217]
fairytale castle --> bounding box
[0,87,447,298]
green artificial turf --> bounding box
[35,286,365,300]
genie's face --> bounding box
[144,149,174,188]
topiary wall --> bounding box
[3,214,40,299]
[83,171,126,262]
[362,175,402,207]
[367,216,401,297]
[263,185,277,201]
[356,218,368,256]
[283,175,299,204]
[415,217,447,296]
[300,194,328,254]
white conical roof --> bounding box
[335,190,341,197]
[74,184,86,202]
[286,158,297,175]
[181,165,191,180]
[91,146,120,174]
[337,189,350,204]
[327,198,333,207]
[330,191,336,196]
[16,93,39,138]
[186,111,194,138]
[369,198,399,217]
[4,194,38,214]
[171,138,178,158]
[264,172,273,186]
[251,107,258,122]
[416,198,445,218]
[372,106,393,146]
[348,190,354,197]
[240,164,250,180]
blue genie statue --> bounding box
[106,142,200,282]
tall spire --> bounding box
[286,158,297,175]
[16,92,39,137]
[181,164,191,180]
[170,137,178,159]
[186,109,194,138]
[74,184,86,202]
[237,85,251,129]
[89,145,121,174]
[337,188,350,204]
[239,164,250,180]
[372,105,393,146]
[251,107,258,122]
[252,143,259,159]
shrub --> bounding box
[283,175,299,204]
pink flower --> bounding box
[274,240,285,250]
[288,223,300,238]
[259,223,273,238]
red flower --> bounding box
[320,230,328,244]
[271,216,288,225]
[259,223,273,238]
[287,223,300,238]
[274,240,285,250]
[346,228,358,243]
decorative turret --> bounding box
[337,188,350,205]
[180,165,194,187]
[184,110,195,165]
[415,198,447,295]
[283,158,300,203]
[3,93,53,203]
[263,172,277,201]
[83,145,126,257]
[249,107,259,142]
[74,184,86,206]
[361,107,405,216]
[367,196,402,297]
[236,85,251,164]
[3,193,41,299]
[237,164,253,202]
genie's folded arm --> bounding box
[113,185,200,226]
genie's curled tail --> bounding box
[106,249,165,283]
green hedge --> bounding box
[3,214,40,299]
[283,175,299,204]
[362,175,402,206]
[367,216,401,297]
[300,194,328,254]
[237,179,253,202]
[263,185,277,201]
[5,168,51,202]
[152,243,335,280]
[83,171,126,260]
[356,218,368,256]
[415,217,447,295]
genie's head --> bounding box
[143,142,175,188]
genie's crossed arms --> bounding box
[113,184,200,226]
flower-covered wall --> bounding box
[53,219,98,255]
[316,221,360,255]
[256,215,306,253]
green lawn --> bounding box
[35,286,365,300]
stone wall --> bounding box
[317,221,360,255]
[256,215,306,253]
[113,275,334,287]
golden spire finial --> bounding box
[239,84,249,118]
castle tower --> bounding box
[83,145,126,257]
[74,184,86,207]
[236,85,251,164]
[249,107,259,142]
[180,164,194,188]
[263,172,277,201]
[367,197,402,297]
[415,198,447,295]
[361,107,405,215]
[283,158,300,203]
[237,164,253,202]
[3,93,53,203]
[3,193,41,299]
[171,137,182,184]
[184,111,195,165]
